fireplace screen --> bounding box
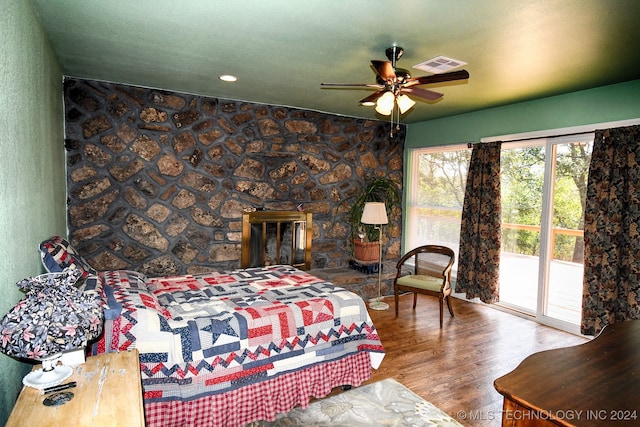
[241,211,312,270]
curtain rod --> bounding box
[467,130,595,148]
[469,118,640,147]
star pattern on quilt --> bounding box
[231,295,271,307]
[296,298,334,325]
[202,317,239,345]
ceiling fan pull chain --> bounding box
[390,104,395,138]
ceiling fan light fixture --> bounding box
[375,91,395,115]
[396,94,416,114]
[375,103,393,116]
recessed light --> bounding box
[219,74,238,82]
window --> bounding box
[406,145,470,275]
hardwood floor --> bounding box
[361,294,589,426]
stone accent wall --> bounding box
[63,78,405,277]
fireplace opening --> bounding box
[241,211,312,270]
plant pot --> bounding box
[353,240,380,262]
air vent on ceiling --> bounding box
[413,56,467,74]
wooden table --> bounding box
[494,320,640,426]
[6,350,144,427]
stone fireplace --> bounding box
[63,78,405,277]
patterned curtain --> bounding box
[581,125,640,336]
[457,141,502,303]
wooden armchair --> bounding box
[394,245,456,328]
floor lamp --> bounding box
[361,202,389,310]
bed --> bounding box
[86,264,384,426]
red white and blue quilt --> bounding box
[92,265,384,403]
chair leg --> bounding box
[439,297,444,328]
[394,290,399,317]
[446,295,455,318]
[412,293,418,310]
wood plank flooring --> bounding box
[360,294,589,426]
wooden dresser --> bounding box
[494,320,640,426]
[7,350,144,427]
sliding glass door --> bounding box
[500,142,545,313]
[499,135,593,330]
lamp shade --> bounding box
[361,202,388,225]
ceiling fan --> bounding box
[321,46,469,134]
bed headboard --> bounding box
[241,211,312,270]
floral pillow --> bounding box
[39,236,98,278]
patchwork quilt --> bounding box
[92,265,384,402]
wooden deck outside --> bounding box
[498,252,583,326]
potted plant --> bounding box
[348,177,401,262]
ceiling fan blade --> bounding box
[410,69,470,86]
[403,86,444,101]
[321,82,382,88]
[371,60,396,81]
[359,90,385,104]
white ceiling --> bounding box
[32,0,640,123]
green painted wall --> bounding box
[405,79,640,148]
[0,1,65,422]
